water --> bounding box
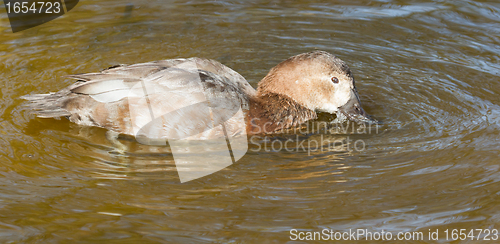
[1,0,500,242]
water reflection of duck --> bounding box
[22,51,374,141]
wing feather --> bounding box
[22,58,256,139]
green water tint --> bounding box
[1,0,500,242]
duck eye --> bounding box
[331,77,339,84]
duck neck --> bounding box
[247,92,317,134]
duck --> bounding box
[22,50,375,144]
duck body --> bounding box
[22,51,374,141]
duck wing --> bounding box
[22,58,255,139]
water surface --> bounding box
[1,0,500,242]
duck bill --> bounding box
[338,89,376,123]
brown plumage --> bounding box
[21,51,374,140]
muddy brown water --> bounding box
[1,0,500,243]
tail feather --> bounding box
[21,91,72,118]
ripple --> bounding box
[1,0,500,242]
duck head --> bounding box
[257,51,375,123]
